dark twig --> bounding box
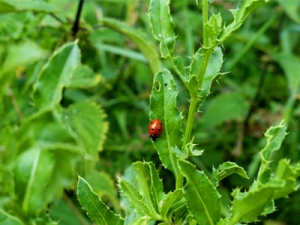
[50,12,64,24]
[72,0,85,36]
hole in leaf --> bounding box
[154,81,161,91]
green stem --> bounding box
[197,47,213,89]
[183,97,198,147]
[182,0,212,148]
[202,0,209,47]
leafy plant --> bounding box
[76,0,300,225]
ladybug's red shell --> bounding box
[148,119,163,141]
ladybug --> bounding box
[148,119,163,141]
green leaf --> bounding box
[33,42,80,110]
[188,47,223,103]
[228,180,283,224]
[0,209,24,225]
[0,0,56,14]
[149,69,183,179]
[101,17,161,75]
[62,101,108,171]
[217,0,269,45]
[127,217,153,225]
[258,120,287,183]
[179,160,221,225]
[149,0,175,58]
[274,53,300,96]
[201,92,248,128]
[119,179,152,216]
[1,40,48,74]
[14,147,55,215]
[77,176,123,225]
[132,162,164,219]
[276,0,300,23]
[273,159,298,199]
[211,162,249,187]
[85,171,120,212]
[160,189,185,222]
[66,65,101,89]
[206,13,222,46]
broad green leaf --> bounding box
[86,171,120,212]
[149,0,175,58]
[258,120,287,183]
[14,147,55,215]
[66,65,101,89]
[149,69,183,179]
[1,40,47,74]
[0,0,56,14]
[217,0,269,45]
[228,180,283,224]
[17,111,78,149]
[0,209,24,225]
[274,53,300,96]
[62,101,108,168]
[160,189,185,222]
[119,179,152,216]
[211,162,249,187]
[179,160,221,225]
[33,42,80,110]
[133,162,164,219]
[273,159,298,199]
[77,176,123,225]
[276,0,300,23]
[101,18,161,75]
[201,92,248,128]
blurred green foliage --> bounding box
[0,0,300,224]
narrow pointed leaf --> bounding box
[179,160,221,225]
[218,0,269,45]
[149,69,183,179]
[273,159,298,199]
[160,189,185,222]
[77,176,123,225]
[149,0,175,58]
[258,120,287,183]
[101,18,161,75]
[119,179,152,217]
[188,47,223,104]
[228,180,283,224]
[218,162,249,182]
[133,162,164,217]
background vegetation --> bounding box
[0,0,300,224]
